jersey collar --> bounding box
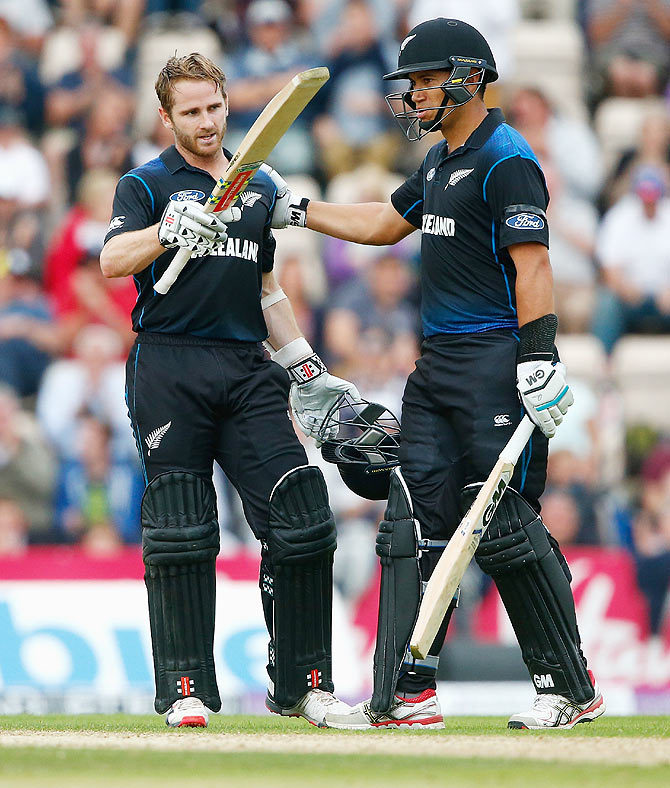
[160,145,235,174]
[445,107,505,158]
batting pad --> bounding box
[267,466,336,708]
[469,484,594,703]
[142,472,221,713]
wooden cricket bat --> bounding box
[154,67,329,294]
[409,415,536,660]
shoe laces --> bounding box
[172,697,204,711]
[308,689,341,707]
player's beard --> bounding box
[174,116,227,159]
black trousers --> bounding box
[399,329,549,542]
[125,333,307,538]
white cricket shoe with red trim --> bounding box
[323,688,445,730]
[266,688,353,727]
[165,697,209,728]
[508,676,606,730]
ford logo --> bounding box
[505,212,545,230]
[169,189,206,202]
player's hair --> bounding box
[155,53,227,115]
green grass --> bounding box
[0,713,668,737]
[0,715,668,787]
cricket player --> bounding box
[99,53,357,728]
[267,18,606,730]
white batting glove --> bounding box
[271,337,360,442]
[517,360,574,438]
[158,200,241,257]
[260,164,309,229]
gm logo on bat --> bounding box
[505,213,545,230]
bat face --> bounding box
[209,161,263,212]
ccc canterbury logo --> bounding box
[494,414,511,427]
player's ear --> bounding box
[158,106,173,131]
[223,94,229,117]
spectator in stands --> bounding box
[0,15,46,134]
[311,0,398,178]
[323,251,419,385]
[0,244,55,398]
[53,411,144,550]
[58,0,145,48]
[632,442,670,636]
[600,107,670,212]
[36,323,136,461]
[45,21,134,132]
[506,85,603,203]
[224,0,318,173]
[592,164,670,354]
[0,0,53,57]
[0,498,29,554]
[43,168,136,354]
[275,242,326,353]
[0,384,56,540]
[64,89,134,202]
[584,0,670,100]
[0,105,50,207]
[540,486,600,547]
[542,161,598,333]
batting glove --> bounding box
[272,337,360,442]
[516,360,574,438]
[260,164,310,229]
[158,199,241,257]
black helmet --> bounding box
[383,18,498,141]
[319,394,400,501]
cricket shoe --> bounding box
[508,675,606,730]
[165,697,209,728]
[323,688,445,730]
[266,688,353,727]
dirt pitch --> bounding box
[1,730,669,767]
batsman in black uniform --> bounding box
[100,53,357,728]
[267,19,606,730]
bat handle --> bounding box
[153,246,192,294]
[500,416,535,465]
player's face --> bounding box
[407,70,452,122]
[161,79,228,159]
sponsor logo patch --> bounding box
[169,189,206,202]
[426,167,436,182]
[494,414,511,427]
[505,212,545,230]
[534,673,555,689]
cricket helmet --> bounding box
[384,18,498,140]
[319,393,401,501]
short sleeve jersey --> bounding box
[391,109,549,337]
[103,145,278,341]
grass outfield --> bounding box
[0,715,668,787]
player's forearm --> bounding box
[306,201,402,245]
[100,226,165,278]
[511,246,555,327]
[263,296,304,351]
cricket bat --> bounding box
[154,67,329,294]
[409,415,536,659]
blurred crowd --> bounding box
[1,0,670,636]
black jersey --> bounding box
[104,145,277,341]
[391,109,549,337]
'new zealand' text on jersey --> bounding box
[104,145,277,341]
[391,109,549,336]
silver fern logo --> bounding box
[445,168,474,189]
[239,191,262,209]
[145,421,171,455]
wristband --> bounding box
[288,197,310,227]
[270,337,327,385]
[517,313,558,363]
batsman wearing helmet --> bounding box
[99,53,357,728]
[267,18,605,730]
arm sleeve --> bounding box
[484,156,550,249]
[104,174,156,244]
[390,162,424,229]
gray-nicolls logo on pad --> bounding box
[145,421,172,455]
